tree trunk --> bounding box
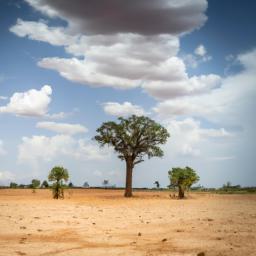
[124,160,133,197]
[178,185,185,199]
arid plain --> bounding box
[0,189,255,256]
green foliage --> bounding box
[68,182,73,188]
[154,181,160,188]
[94,115,170,197]
[10,182,18,188]
[48,166,69,199]
[103,180,109,186]
[83,181,89,188]
[94,115,170,164]
[41,180,49,188]
[168,167,200,199]
[31,179,40,189]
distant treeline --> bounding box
[1,183,256,193]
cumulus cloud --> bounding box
[0,140,7,156]
[163,118,232,158]
[183,44,212,68]
[102,102,145,116]
[154,49,256,124]
[9,0,218,97]
[25,0,208,35]
[0,96,8,100]
[145,74,221,100]
[0,85,52,117]
[10,19,77,46]
[36,121,88,135]
[194,44,206,56]
[18,135,110,166]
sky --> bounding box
[0,0,255,188]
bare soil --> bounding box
[0,189,255,256]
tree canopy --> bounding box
[95,115,170,165]
[31,179,40,189]
[168,166,199,199]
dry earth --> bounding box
[0,189,255,256]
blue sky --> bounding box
[0,0,255,188]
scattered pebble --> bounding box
[138,232,142,236]
[162,238,167,242]
[197,252,205,256]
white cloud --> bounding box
[45,111,71,120]
[38,57,141,90]
[18,135,110,166]
[163,118,233,158]
[194,44,206,56]
[0,85,52,117]
[154,49,256,124]
[0,171,15,182]
[145,74,221,100]
[0,96,8,100]
[183,44,212,69]
[10,19,77,46]
[36,121,88,135]
[0,140,7,156]
[102,102,145,116]
[10,1,215,97]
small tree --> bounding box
[95,115,169,197]
[48,166,69,199]
[168,167,199,199]
[102,179,109,188]
[41,180,49,188]
[154,181,160,189]
[68,182,74,188]
[83,181,89,188]
[10,182,18,188]
[31,179,40,192]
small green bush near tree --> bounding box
[168,166,199,199]
[48,166,69,199]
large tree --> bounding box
[48,166,69,199]
[94,115,170,197]
[168,166,199,199]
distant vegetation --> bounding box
[41,180,49,188]
[31,179,40,192]
[154,181,160,189]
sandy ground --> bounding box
[0,189,255,256]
